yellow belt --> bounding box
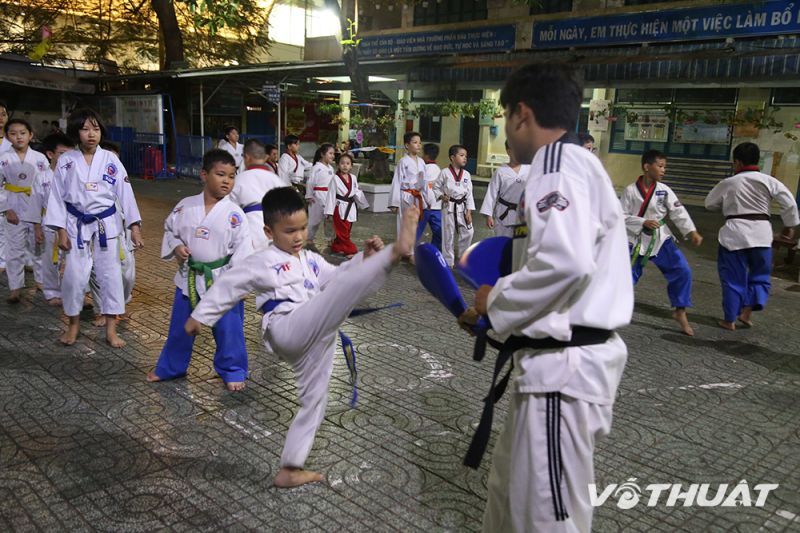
[3,183,32,195]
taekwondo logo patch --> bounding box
[229,212,242,228]
[62,161,73,171]
[271,262,291,274]
[37,161,46,171]
[536,191,570,213]
[0,160,6,167]
[308,258,320,277]
[195,226,210,239]
[106,163,118,177]
[85,182,99,192]
[103,174,116,185]
[303,279,314,290]
[18,173,27,181]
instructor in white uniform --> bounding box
[459,64,633,533]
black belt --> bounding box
[464,326,614,469]
[726,213,770,221]
[449,196,468,232]
[496,196,517,221]
[336,194,356,220]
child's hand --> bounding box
[441,194,450,203]
[389,207,398,214]
[485,216,495,229]
[364,236,385,257]
[457,306,480,336]
[306,197,315,205]
[34,224,44,244]
[130,224,144,249]
[174,244,191,263]
[643,219,661,230]
[465,211,473,226]
[688,231,703,247]
[184,317,203,336]
[5,209,19,225]
[57,228,71,251]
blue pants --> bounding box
[631,238,692,308]
[717,246,772,323]
[416,209,442,251]
[154,287,248,383]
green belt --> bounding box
[630,219,665,268]
[187,255,231,308]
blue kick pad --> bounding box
[457,236,513,289]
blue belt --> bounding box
[65,202,117,250]
[243,204,262,213]
[260,298,402,407]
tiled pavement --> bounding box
[1,178,799,532]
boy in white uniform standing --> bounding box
[217,126,244,174]
[228,139,284,251]
[459,64,633,533]
[705,142,799,330]
[44,108,144,348]
[434,144,475,267]
[147,149,253,391]
[480,140,530,238]
[389,132,427,250]
[278,135,312,187]
[0,119,50,303]
[186,187,418,488]
[620,150,703,336]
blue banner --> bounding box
[359,25,516,58]
[533,1,800,49]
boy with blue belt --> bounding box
[146,149,253,391]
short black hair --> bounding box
[500,64,583,131]
[423,143,439,160]
[284,134,300,146]
[262,186,307,227]
[449,144,467,158]
[4,118,33,135]
[733,142,760,166]
[66,108,107,145]
[338,153,354,165]
[222,125,238,138]
[313,143,335,164]
[641,149,666,168]
[0,100,8,112]
[100,140,120,155]
[202,148,237,172]
[51,120,60,127]
[578,132,595,145]
[265,143,278,155]
[404,131,421,145]
[42,132,74,154]
[243,138,267,159]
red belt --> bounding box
[313,187,329,191]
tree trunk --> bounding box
[151,0,185,69]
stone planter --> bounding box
[360,183,393,213]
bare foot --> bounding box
[225,381,246,392]
[672,308,694,336]
[47,297,62,307]
[393,207,420,261]
[6,290,21,304]
[273,466,325,488]
[59,321,80,345]
[36,283,43,291]
[738,307,753,328]
[93,315,107,327]
[106,319,126,348]
[145,370,161,382]
[718,320,736,331]
[116,314,130,321]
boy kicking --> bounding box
[185,187,418,487]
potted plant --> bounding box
[358,171,393,213]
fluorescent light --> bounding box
[316,75,396,83]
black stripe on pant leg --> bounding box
[555,392,569,520]
[546,393,561,521]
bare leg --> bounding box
[273,466,324,488]
[6,289,21,304]
[93,314,107,327]
[738,306,753,328]
[105,315,126,348]
[59,315,80,345]
[672,307,694,336]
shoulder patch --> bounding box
[229,212,242,228]
[37,161,46,171]
[536,191,570,213]
[307,257,320,277]
[271,262,291,274]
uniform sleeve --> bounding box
[28,173,46,223]
[433,170,446,203]
[115,163,142,226]
[324,185,336,216]
[768,177,800,227]
[0,165,8,213]
[227,180,243,208]
[480,170,500,216]
[278,155,291,183]
[466,178,475,211]
[305,168,316,199]
[487,172,596,337]
[43,163,68,230]
[353,176,369,209]
[620,187,644,237]
[229,211,254,264]
[704,182,724,212]
[301,155,312,170]
[665,187,696,237]
[190,253,282,327]
[160,205,183,260]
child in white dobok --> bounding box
[434,144,475,267]
[185,187,418,488]
[480,141,530,238]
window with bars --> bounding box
[530,0,573,15]
[419,115,443,142]
[413,0,488,26]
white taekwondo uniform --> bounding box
[0,137,11,270]
[218,140,244,175]
[43,147,142,317]
[434,165,475,267]
[0,148,50,291]
[278,152,312,186]
[305,161,335,242]
[30,167,61,300]
[191,243,397,469]
[480,164,531,238]
[227,165,284,251]
[482,135,633,533]
[389,154,428,242]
